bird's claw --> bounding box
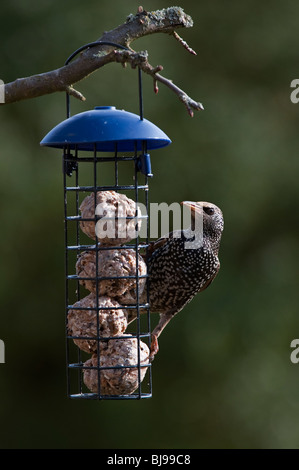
[149,335,159,361]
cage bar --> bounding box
[63,142,153,399]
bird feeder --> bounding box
[40,42,171,400]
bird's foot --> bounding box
[149,334,159,361]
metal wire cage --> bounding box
[40,42,171,400]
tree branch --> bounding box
[1,6,203,116]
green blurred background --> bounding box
[1,0,299,449]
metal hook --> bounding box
[64,41,144,121]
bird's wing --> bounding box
[145,229,183,257]
[146,236,169,256]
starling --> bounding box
[147,201,224,359]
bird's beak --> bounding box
[181,201,202,216]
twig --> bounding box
[66,86,86,101]
[154,72,204,117]
[113,49,204,116]
[172,31,197,56]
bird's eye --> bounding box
[203,206,215,215]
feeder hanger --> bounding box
[63,41,152,177]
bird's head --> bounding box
[181,201,224,243]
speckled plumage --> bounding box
[147,201,224,358]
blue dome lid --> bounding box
[40,106,171,152]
